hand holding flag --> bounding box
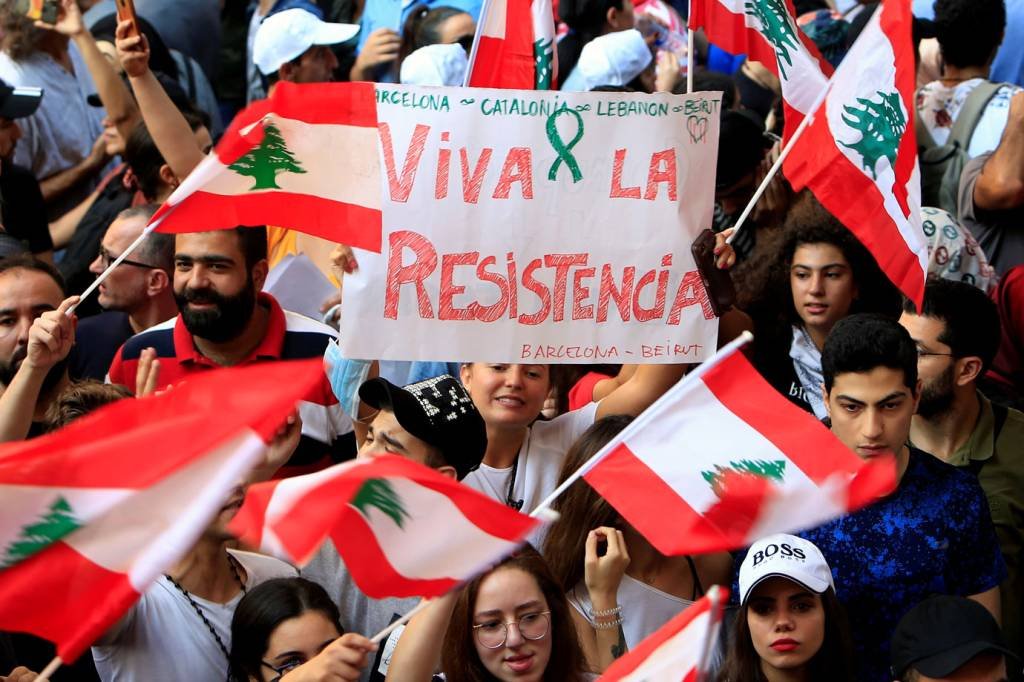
[0,360,325,662]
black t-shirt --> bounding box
[58,165,135,298]
[69,311,135,381]
[0,161,53,255]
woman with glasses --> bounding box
[385,546,590,682]
[229,577,376,682]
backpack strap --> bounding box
[947,81,1005,150]
[967,401,1009,476]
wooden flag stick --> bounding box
[36,655,63,681]
[725,80,834,246]
[370,599,431,644]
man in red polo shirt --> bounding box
[107,226,354,474]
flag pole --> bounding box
[686,0,694,92]
[528,331,754,518]
[462,0,491,87]
[68,221,161,315]
[724,79,833,246]
[370,599,431,644]
[36,655,63,681]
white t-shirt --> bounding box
[568,574,695,651]
[916,79,1023,158]
[91,550,296,682]
[463,401,600,516]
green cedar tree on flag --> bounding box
[578,336,897,556]
[150,81,383,253]
[783,0,928,308]
[689,0,832,143]
[466,0,557,89]
[231,454,542,598]
[0,360,325,661]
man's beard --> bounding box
[175,277,257,343]
[0,349,70,398]
[917,364,956,419]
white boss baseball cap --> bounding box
[738,534,834,605]
[400,44,468,86]
[254,8,359,75]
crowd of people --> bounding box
[0,0,1021,680]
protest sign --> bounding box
[340,85,721,363]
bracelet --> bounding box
[593,617,624,630]
[591,605,622,617]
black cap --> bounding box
[0,79,41,120]
[359,375,487,480]
[891,595,1017,678]
[88,73,191,111]
[716,109,771,192]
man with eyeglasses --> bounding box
[900,279,1024,675]
[68,205,177,381]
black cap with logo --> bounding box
[891,595,1018,678]
[359,375,487,480]
[0,79,41,120]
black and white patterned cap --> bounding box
[359,375,487,479]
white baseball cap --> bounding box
[562,29,652,92]
[400,44,468,87]
[738,534,834,605]
[253,8,359,75]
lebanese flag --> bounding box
[580,335,896,556]
[151,81,383,253]
[783,1,927,308]
[689,0,831,142]
[232,454,541,598]
[466,0,557,89]
[600,586,728,681]
[0,360,325,661]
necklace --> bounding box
[505,430,530,511]
[164,554,246,681]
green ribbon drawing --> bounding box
[546,108,584,183]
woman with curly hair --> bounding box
[746,193,902,419]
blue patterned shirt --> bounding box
[801,448,1006,682]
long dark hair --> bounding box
[745,191,902,327]
[399,5,469,66]
[717,586,854,682]
[229,577,342,681]
[542,415,633,592]
[557,0,630,80]
[440,546,588,682]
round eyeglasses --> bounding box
[473,611,551,649]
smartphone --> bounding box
[691,228,736,318]
[115,0,140,37]
[14,0,58,24]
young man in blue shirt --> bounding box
[801,314,1006,682]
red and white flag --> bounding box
[784,1,927,307]
[151,81,383,253]
[689,0,831,142]
[0,360,324,661]
[600,586,728,682]
[232,454,541,598]
[466,0,557,89]
[579,335,896,556]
